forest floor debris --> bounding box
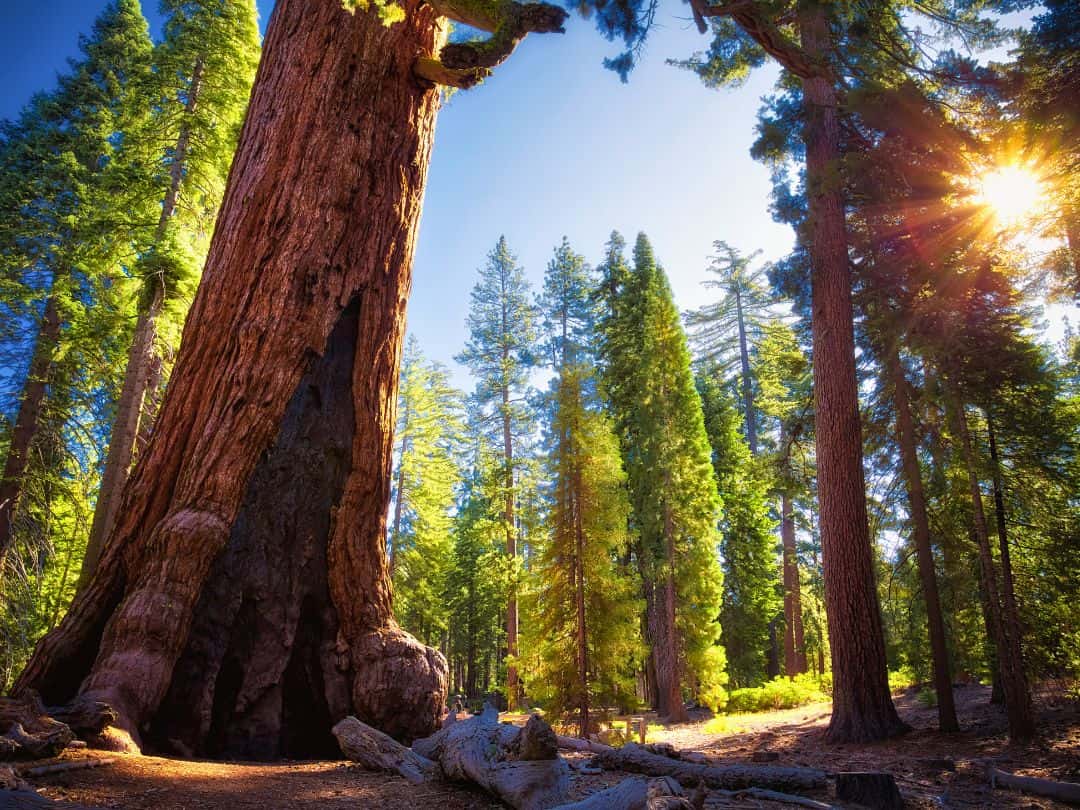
[9,685,1078,809]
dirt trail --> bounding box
[13,684,1079,809]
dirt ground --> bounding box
[11,684,1079,809]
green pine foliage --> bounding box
[390,337,464,648]
[600,232,727,711]
[696,372,780,689]
[527,363,643,725]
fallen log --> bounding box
[712,787,834,808]
[332,716,437,785]
[18,760,115,779]
[553,775,698,810]
[592,742,827,792]
[555,735,613,754]
[413,705,570,809]
[987,765,1080,805]
[0,696,74,762]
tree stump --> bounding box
[834,772,903,809]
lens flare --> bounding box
[976,165,1043,226]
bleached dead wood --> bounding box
[592,742,827,792]
[553,775,698,810]
[986,764,1080,805]
[332,716,437,785]
[712,786,834,808]
[0,696,74,761]
[18,760,114,779]
[413,705,570,809]
[555,735,614,754]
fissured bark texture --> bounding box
[798,2,906,743]
[17,0,448,753]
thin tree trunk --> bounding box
[798,1,905,743]
[0,295,61,570]
[781,484,806,677]
[653,491,687,722]
[503,377,520,710]
[574,462,588,738]
[734,288,758,455]
[952,398,1034,741]
[390,398,410,576]
[79,59,207,589]
[885,345,958,732]
[18,0,449,750]
[985,412,1022,660]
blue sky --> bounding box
[1,0,794,391]
[4,3,1064,397]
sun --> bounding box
[975,165,1044,227]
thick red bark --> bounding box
[17,0,448,752]
[885,346,958,732]
[798,2,905,743]
[0,295,60,569]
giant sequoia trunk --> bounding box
[798,3,905,743]
[0,295,61,569]
[885,346,958,732]
[17,0,449,755]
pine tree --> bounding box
[599,232,726,721]
[529,238,641,734]
[696,372,779,688]
[455,235,540,709]
[390,337,464,648]
[0,0,154,571]
[686,242,774,454]
[80,0,261,586]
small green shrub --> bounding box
[917,687,938,708]
[722,674,829,714]
[888,668,917,693]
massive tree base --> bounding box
[14,0,448,757]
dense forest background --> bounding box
[0,0,1078,748]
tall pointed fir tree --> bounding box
[696,372,779,688]
[455,235,539,709]
[390,337,464,648]
[0,0,154,573]
[599,232,726,721]
[528,238,642,736]
[80,0,261,586]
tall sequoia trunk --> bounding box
[0,295,61,570]
[79,60,207,590]
[885,345,958,732]
[952,398,1034,741]
[17,0,448,752]
[798,2,905,743]
[781,487,806,677]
